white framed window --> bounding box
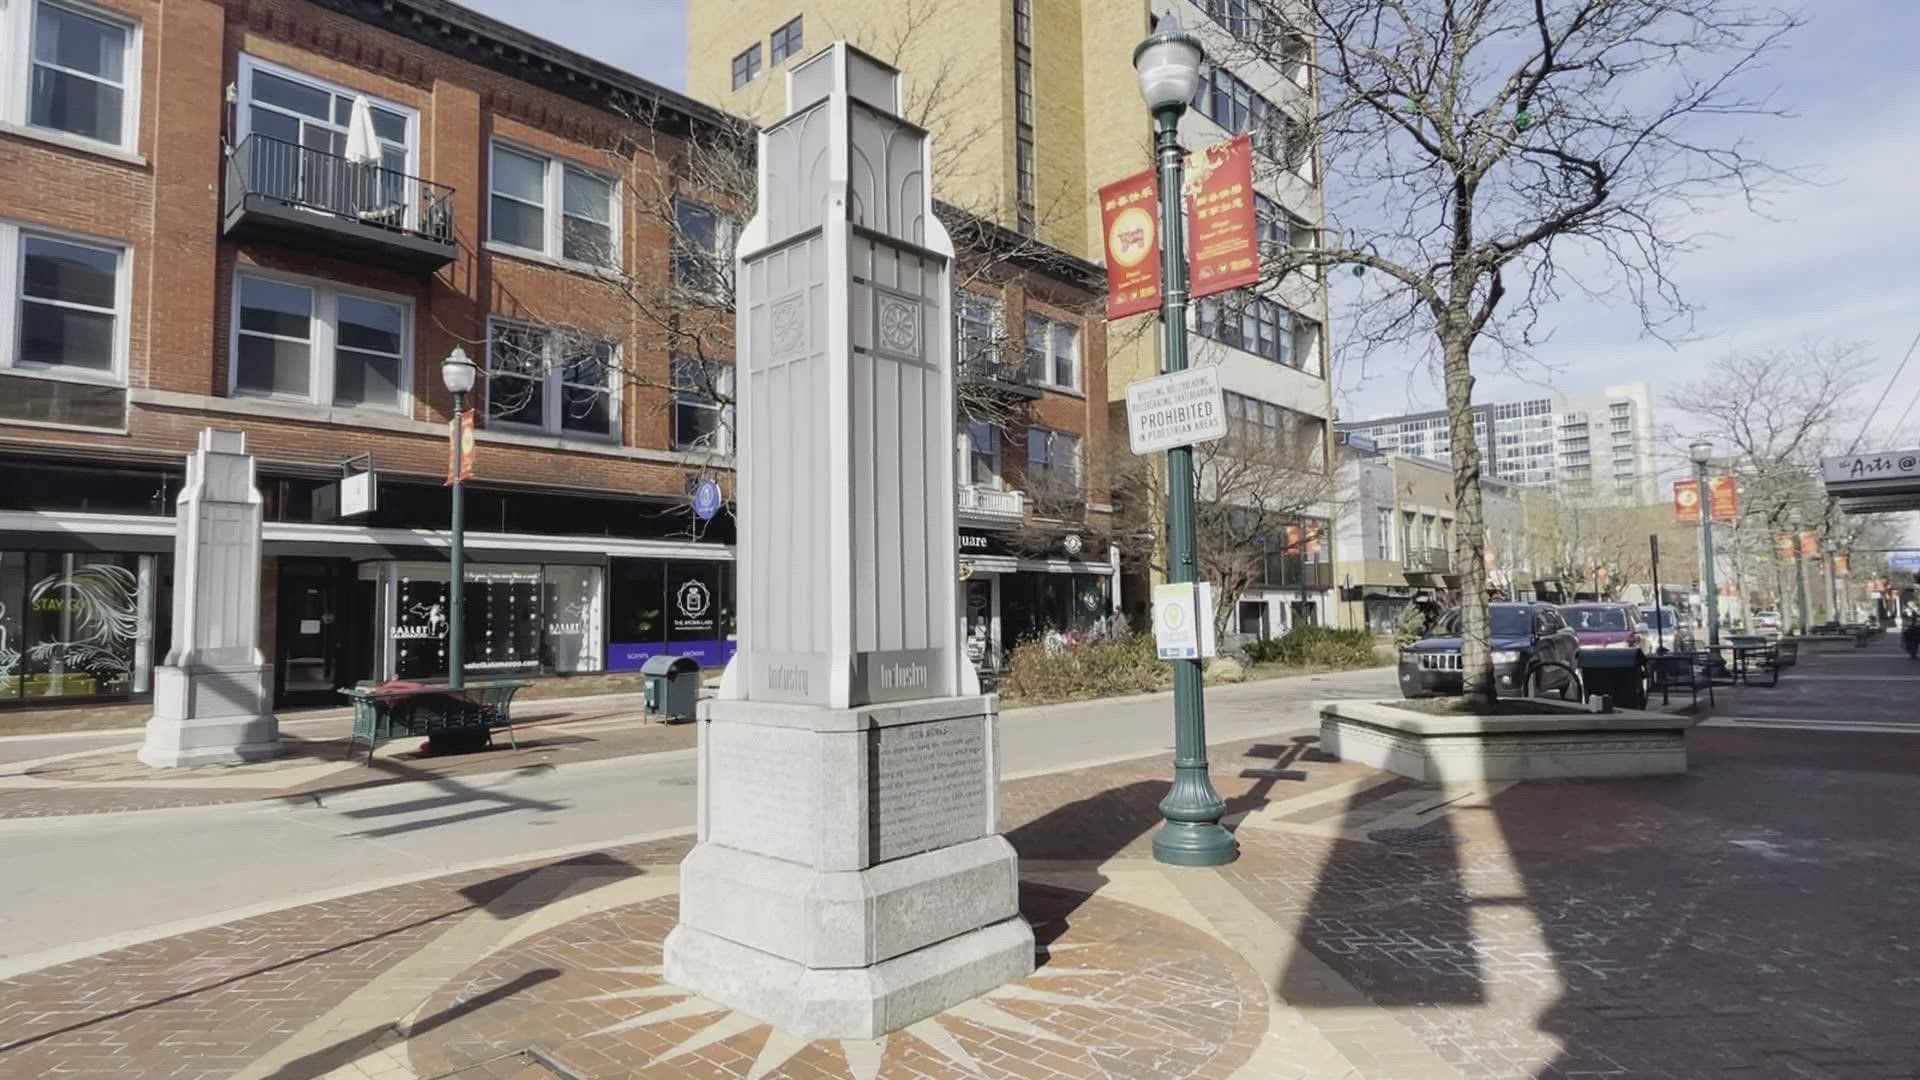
[955,289,1002,373]
[1026,427,1081,497]
[769,16,804,65]
[1023,313,1078,391]
[965,421,1001,488]
[670,356,733,452]
[488,140,620,269]
[673,198,734,296]
[235,55,417,220]
[228,271,412,411]
[485,317,619,438]
[0,220,130,384]
[0,0,142,153]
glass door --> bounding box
[276,559,349,707]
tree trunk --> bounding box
[1440,328,1495,704]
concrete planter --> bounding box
[1318,699,1692,783]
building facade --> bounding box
[690,0,1339,633]
[1331,451,1532,633]
[1338,382,1659,504]
[0,0,758,721]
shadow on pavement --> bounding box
[272,734,569,839]
[261,968,561,1080]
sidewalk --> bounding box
[3,716,1917,1079]
[1693,634,1920,732]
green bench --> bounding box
[340,680,533,764]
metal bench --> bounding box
[340,680,532,764]
[1652,651,1715,708]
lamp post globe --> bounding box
[1133,14,1204,113]
[1135,16,1234,868]
[442,346,476,691]
[1688,439,1712,466]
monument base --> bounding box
[663,916,1034,1040]
[138,663,280,768]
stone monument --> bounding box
[662,43,1033,1039]
[139,429,279,767]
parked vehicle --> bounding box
[1751,610,1783,639]
[1903,617,1919,659]
[1398,602,1582,699]
[1565,603,1651,708]
[1638,606,1695,653]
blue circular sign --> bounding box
[692,478,723,522]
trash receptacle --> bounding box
[641,655,701,722]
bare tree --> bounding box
[1217,0,1799,700]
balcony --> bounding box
[957,351,1043,401]
[958,483,1026,522]
[223,134,458,272]
[1402,547,1452,577]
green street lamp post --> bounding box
[1790,507,1810,634]
[442,347,477,691]
[1688,440,1721,650]
[1135,15,1235,868]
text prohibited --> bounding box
[1126,367,1229,455]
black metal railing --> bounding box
[957,348,1038,393]
[1403,547,1452,575]
[226,133,454,245]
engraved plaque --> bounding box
[867,716,987,862]
[709,724,817,863]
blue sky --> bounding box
[468,0,1916,456]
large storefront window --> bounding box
[1,550,167,704]
[608,558,736,670]
[1001,572,1111,649]
[390,562,603,681]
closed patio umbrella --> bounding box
[344,95,382,216]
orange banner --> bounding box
[1708,475,1738,522]
[1098,169,1161,320]
[1776,533,1795,560]
[1833,554,1850,576]
[1673,480,1702,524]
[445,410,474,486]
[1185,134,1261,300]
[1799,530,1820,558]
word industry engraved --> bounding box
[867,718,988,863]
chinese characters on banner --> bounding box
[1098,169,1162,319]
[1707,475,1738,522]
[1673,479,1702,524]
[1799,530,1820,558]
[446,410,475,486]
[1185,133,1261,299]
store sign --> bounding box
[1673,480,1702,524]
[1098,168,1162,320]
[1126,367,1228,455]
[342,471,378,517]
[1185,133,1260,299]
[672,577,717,636]
[958,529,1015,558]
[692,478,723,522]
[608,640,737,671]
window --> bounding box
[671,356,732,452]
[1191,65,1308,175]
[731,43,762,89]
[1,550,166,701]
[965,422,1001,487]
[1255,194,1320,277]
[486,318,618,437]
[955,290,1002,374]
[1196,291,1318,374]
[769,17,804,65]
[673,198,733,296]
[230,273,411,410]
[1023,313,1078,391]
[1012,0,1035,235]
[489,142,619,268]
[237,56,414,216]
[3,0,140,151]
[15,232,123,376]
[1376,507,1394,560]
[1026,428,1080,497]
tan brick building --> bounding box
[0,0,1116,721]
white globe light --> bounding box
[441,346,477,395]
[1687,439,1712,465]
[1134,15,1205,112]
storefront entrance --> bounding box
[275,559,369,708]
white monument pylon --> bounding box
[139,429,280,767]
[662,42,1033,1039]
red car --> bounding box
[1561,602,1650,707]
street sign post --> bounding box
[1126,366,1228,455]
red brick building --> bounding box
[0,0,1112,720]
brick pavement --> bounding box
[3,720,1918,1079]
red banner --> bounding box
[1799,530,1820,558]
[1186,134,1261,299]
[1776,533,1795,560]
[1099,169,1162,319]
[1833,554,1850,577]
[1673,480,1702,524]
[445,410,474,486]
[1707,475,1738,522]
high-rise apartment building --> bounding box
[689,0,1340,630]
[1336,383,1659,504]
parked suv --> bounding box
[1751,610,1783,639]
[1639,606,1694,653]
[1398,602,1582,699]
